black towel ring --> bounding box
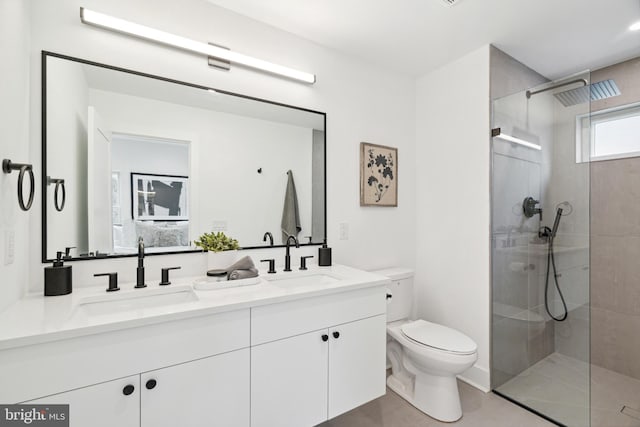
[2,159,35,212]
[48,177,66,212]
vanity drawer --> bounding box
[251,286,386,345]
[0,309,250,404]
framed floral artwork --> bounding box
[360,142,398,206]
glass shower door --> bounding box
[491,73,591,427]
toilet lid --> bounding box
[401,320,477,355]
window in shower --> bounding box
[576,102,640,162]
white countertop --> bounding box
[0,264,389,351]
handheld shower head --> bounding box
[551,207,563,239]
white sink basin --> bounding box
[194,276,262,290]
[266,273,341,288]
[75,285,198,316]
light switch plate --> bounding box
[339,222,349,240]
[212,220,228,232]
[4,229,15,266]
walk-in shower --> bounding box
[492,50,640,427]
[491,73,591,426]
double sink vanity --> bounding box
[0,265,389,427]
[4,47,391,426]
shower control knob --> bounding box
[321,334,329,342]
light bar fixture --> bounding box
[79,8,316,84]
[491,128,542,151]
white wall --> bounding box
[28,0,416,291]
[415,45,491,390]
[0,0,31,312]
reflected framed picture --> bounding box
[131,172,189,221]
[360,142,398,207]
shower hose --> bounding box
[544,230,568,322]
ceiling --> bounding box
[205,0,640,80]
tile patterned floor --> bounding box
[497,353,590,426]
[320,381,555,427]
[497,352,640,427]
[322,355,640,427]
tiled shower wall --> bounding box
[590,56,640,379]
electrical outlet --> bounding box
[4,229,15,266]
[212,220,228,232]
[339,222,349,240]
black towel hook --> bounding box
[2,159,35,211]
[47,177,66,212]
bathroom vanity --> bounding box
[0,265,388,427]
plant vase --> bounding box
[207,250,239,271]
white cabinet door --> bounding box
[140,348,250,427]
[27,375,140,427]
[328,315,387,419]
[251,330,329,427]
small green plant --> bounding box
[194,231,240,252]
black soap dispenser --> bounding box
[44,251,72,296]
[318,239,332,267]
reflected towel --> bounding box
[281,170,301,243]
[228,267,259,280]
[225,256,255,272]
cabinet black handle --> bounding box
[321,334,329,342]
[333,331,340,339]
[122,384,135,396]
[145,379,157,390]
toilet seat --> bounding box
[401,319,477,355]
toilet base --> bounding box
[387,372,463,423]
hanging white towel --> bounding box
[281,170,301,243]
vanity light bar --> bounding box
[491,128,542,151]
[80,8,316,84]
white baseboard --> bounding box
[457,364,490,392]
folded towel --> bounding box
[225,256,255,272]
[228,267,259,280]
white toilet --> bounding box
[375,268,478,423]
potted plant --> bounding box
[194,231,240,270]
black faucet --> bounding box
[263,231,274,246]
[283,236,299,272]
[135,237,147,288]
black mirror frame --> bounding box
[41,51,327,263]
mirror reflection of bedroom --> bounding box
[111,134,190,254]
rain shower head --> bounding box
[553,79,621,107]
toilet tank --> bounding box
[371,268,414,322]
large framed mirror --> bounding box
[42,51,326,262]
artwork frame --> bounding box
[130,172,189,221]
[360,142,398,207]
